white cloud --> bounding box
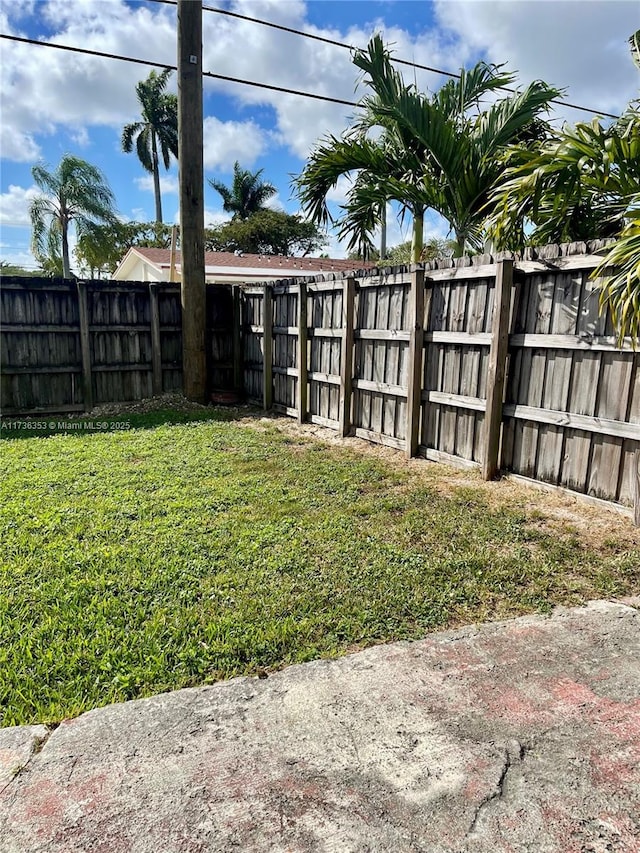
[200,9,468,161]
[325,175,354,205]
[265,192,285,211]
[0,127,41,163]
[433,1,638,122]
[203,116,268,171]
[0,0,177,162]
[0,184,40,227]
[203,209,232,229]
[69,126,90,148]
[134,174,179,195]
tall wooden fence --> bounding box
[241,243,639,509]
[2,245,639,510]
[0,277,236,415]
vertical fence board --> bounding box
[77,282,93,410]
[262,284,273,411]
[406,269,425,457]
[482,260,513,480]
[339,278,355,436]
[149,283,163,397]
[297,282,308,423]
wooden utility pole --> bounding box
[177,0,207,401]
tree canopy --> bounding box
[122,69,178,223]
[295,35,560,260]
[209,162,277,221]
[204,209,326,256]
[488,28,640,342]
[75,221,175,277]
[29,155,117,279]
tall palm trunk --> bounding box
[453,231,465,259]
[411,205,424,263]
[380,204,387,259]
[152,130,163,223]
[61,213,71,279]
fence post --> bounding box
[338,277,356,437]
[262,283,273,411]
[405,268,425,458]
[482,258,513,480]
[232,285,243,393]
[77,281,93,411]
[633,449,640,527]
[149,283,163,396]
[297,281,308,423]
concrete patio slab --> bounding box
[1,599,639,852]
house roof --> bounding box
[124,247,373,275]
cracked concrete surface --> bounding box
[1,599,639,852]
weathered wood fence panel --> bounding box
[2,246,638,512]
[308,281,343,427]
[0,278,189,414]
[207,284,236,394]
[353,272,410,450]
[1,279,85,414]
[272,283,299,416]
[241,287,265,404]
[239,244,637,510]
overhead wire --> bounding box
[146,0,621,119]
[2,0,623,121]
[0,33,359,107]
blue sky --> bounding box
[1,0,638,271]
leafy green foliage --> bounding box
[594,195,640,344]
[75,221,175,276]
[122,69,178,223]
[204,209,327,256]
[209,162,277,220]
[489,29,640,343]
[1,412,637,726]
[29,155,117,279]
[296,34,560,259]
[0,261,42,277]
[489,116,640,248]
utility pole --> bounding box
[177,0,207,401]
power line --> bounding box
[0,33,358,107]
[147,0,621,120]
[0,28,622,120]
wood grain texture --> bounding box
[482,259,513,480]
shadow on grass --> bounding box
[0,404,266,441]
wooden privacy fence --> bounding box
[0,277,237,415]
[241,243,639,509]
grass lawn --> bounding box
[1,407,638,727]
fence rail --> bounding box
[240,243,639,509]
[2,243,638,512]
[1,278,183,414]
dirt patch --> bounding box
[86,392,211,418]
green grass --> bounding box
[1,409,638,727]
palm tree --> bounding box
[489,29,640,343]
[122,68,178,223]
[29,155,117,279]
[296,35,560,260]
[488,115,640,249]
[209,161,276,220]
